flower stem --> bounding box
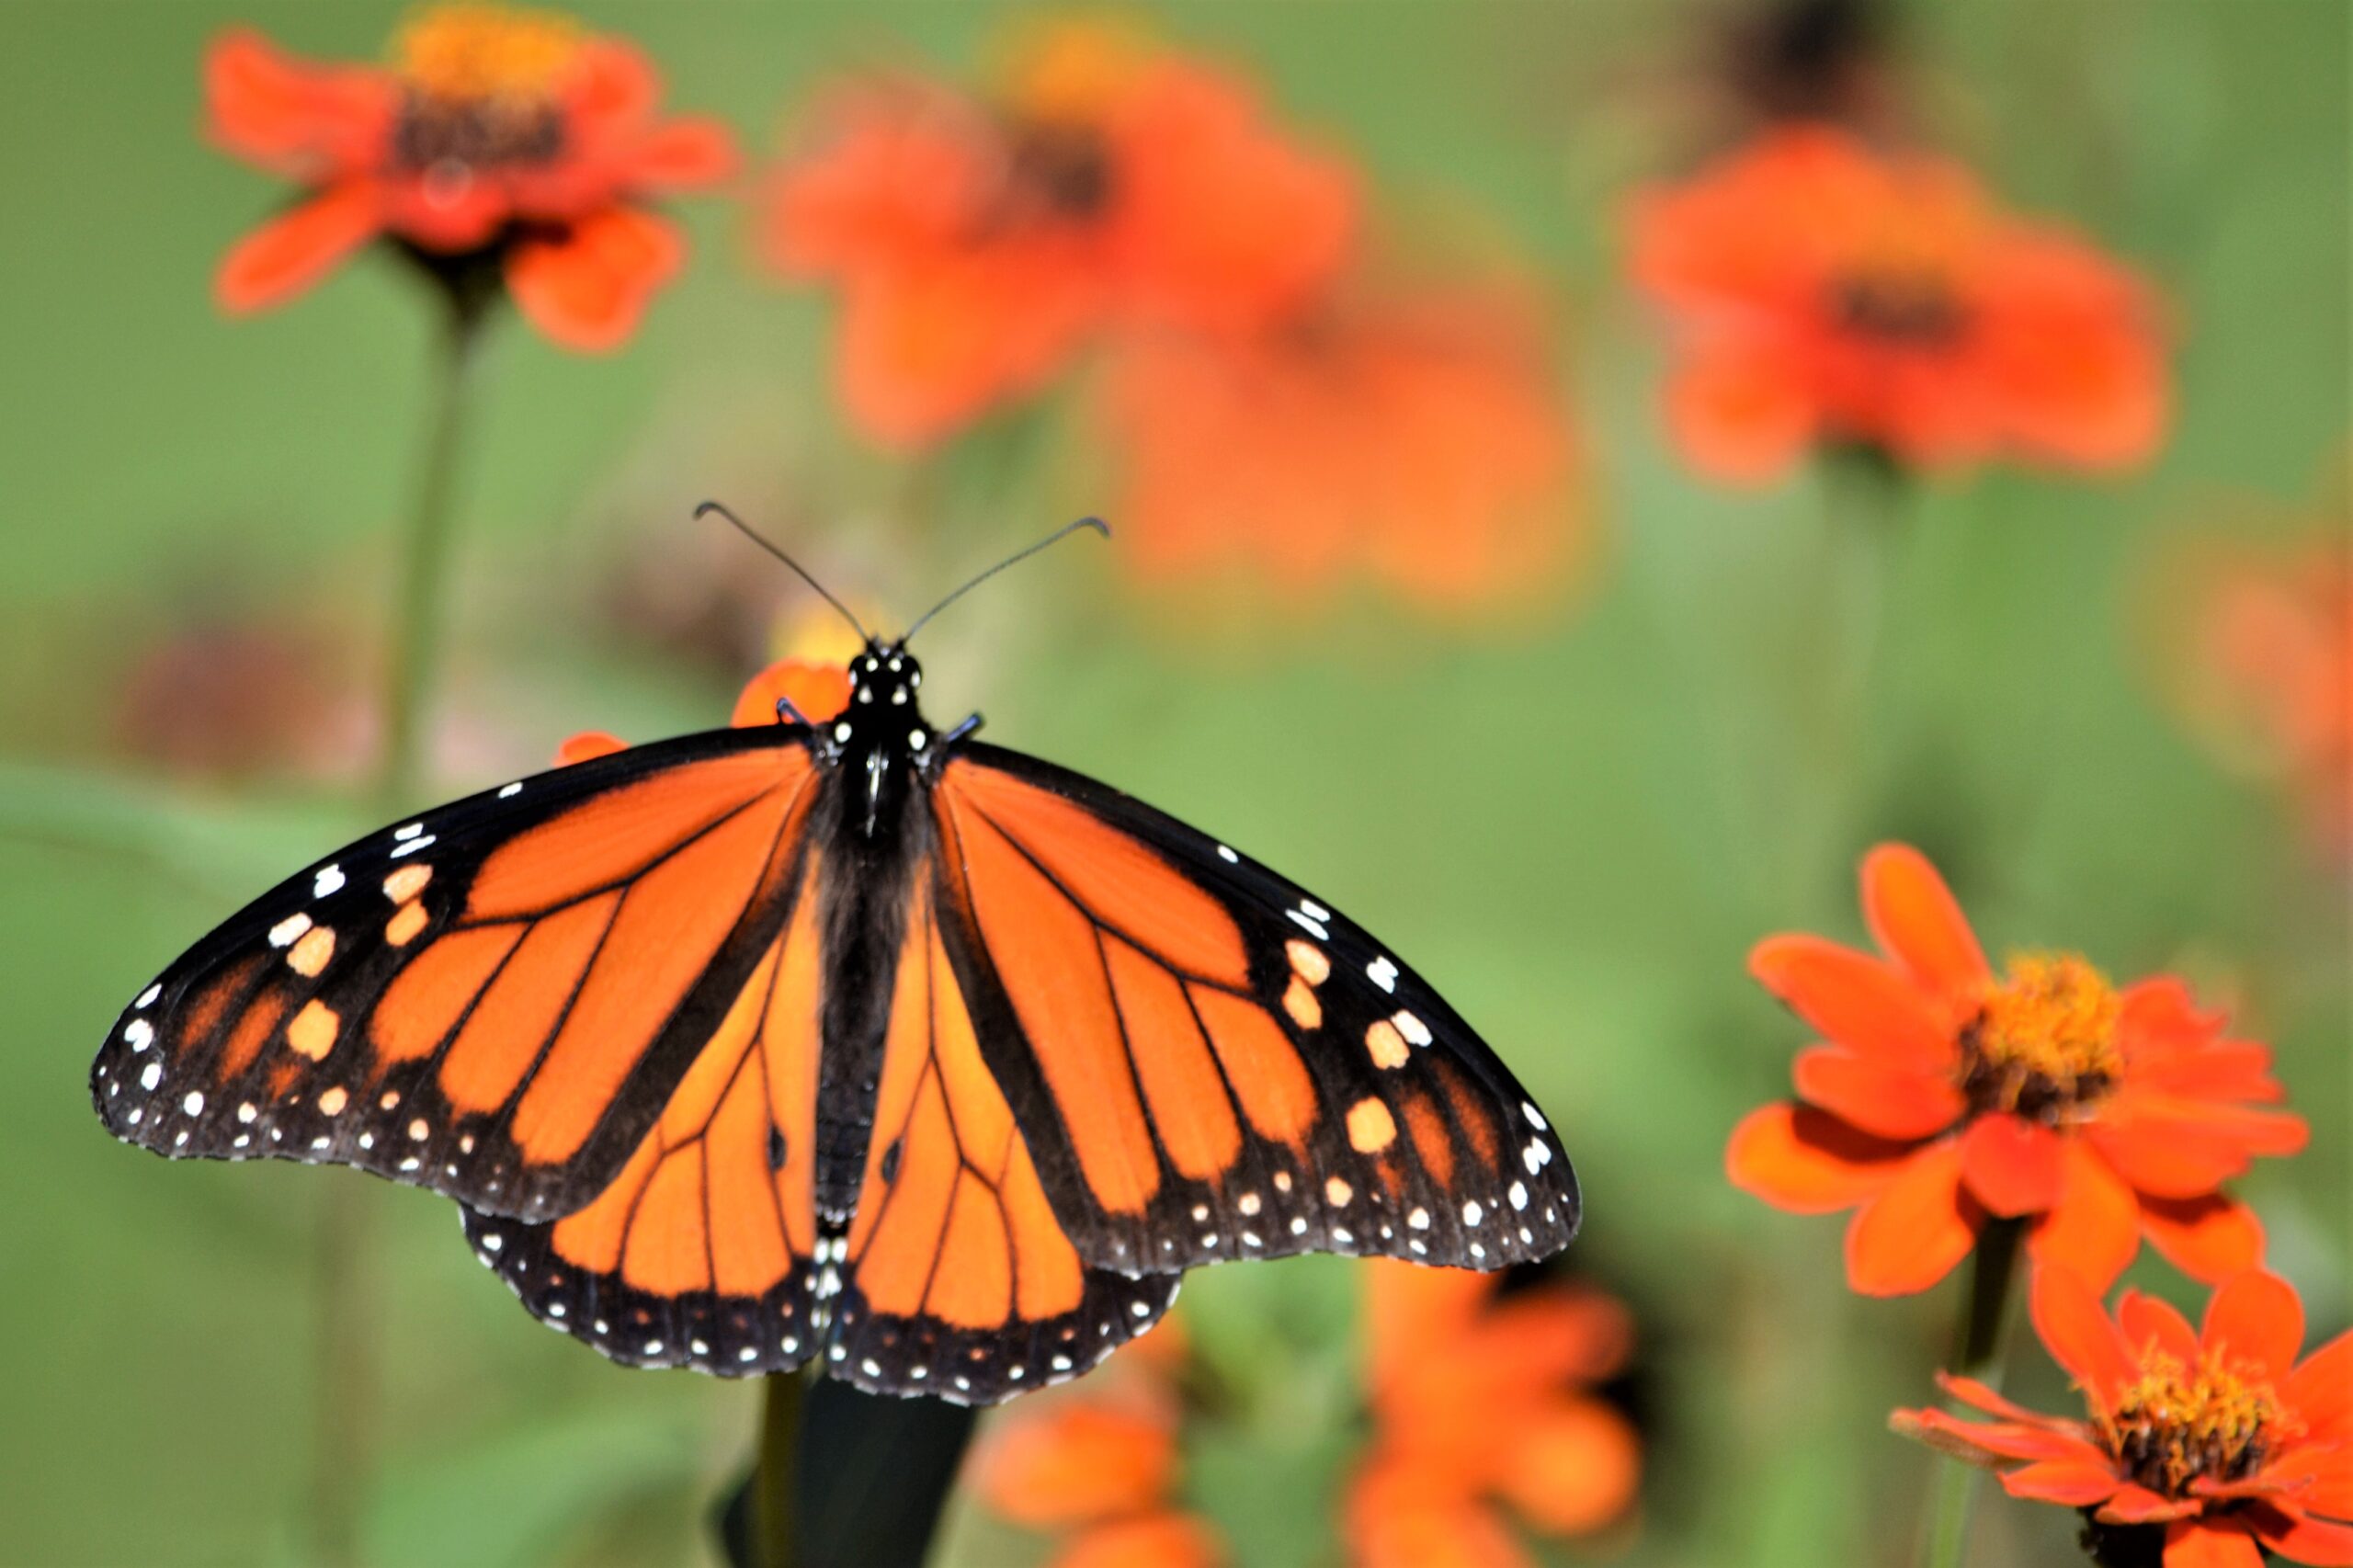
[1922,1217,2026,1568]
[749,1373,806,1568]
[308,289,491,1568]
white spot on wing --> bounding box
[498,782,523,798]
[1367,957,1398,993]
[393,823,423,840]
[123,1018,154,1050]
[313,866,344,899]
[1216,844,1238,863]
[390,835,435,858]
[1285,909,1328,940]
[135,984,161,1009]
[268,913,313,948]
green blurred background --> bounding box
[2,2,2345,1565]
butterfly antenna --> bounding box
[901,517,1110,643]
[696,500,871,643]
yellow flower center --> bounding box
[394,4,583,105]
[2097,1350,2293,1497]
[1958,953,2121,1122]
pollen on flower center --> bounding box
[391,4,582,170]
[1829,271,1968,344]
[2097,1350,2294,1497]
[1958,953,2121,1122]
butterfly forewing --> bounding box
[929,744,1580,1279]
[90,727,824,1222]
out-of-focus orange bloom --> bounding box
[207,4,733,348]
[970,1317,1222,1568]
[2178,538,2353,853]
[1099,290,1581,612]
[1627,125,2168,484]
[552,655,850,765]
[1894,1267,2353,1567]
[761,20,1356,447]
[1727,845,2307,1297]
[1346,1261,1641,1567]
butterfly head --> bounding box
[826,641,930,754]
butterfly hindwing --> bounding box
[824,869,1178,1403]
[91,726,824,1223]
[929,744,1580,1278]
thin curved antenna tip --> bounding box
[901,516,1113,644]
[696,500,871,644]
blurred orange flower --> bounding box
[1099,289,1581,612]
[969,1321,1222,1568]
[207,3,734,348]
[1627,125,2168,484]
[762,20,1355,447]
[552,655,849,765]
[1727,844,2306,1296]
[1347,1260,1641,1566]
[2178,538,2352,854]
[1894,1267,2353,1567]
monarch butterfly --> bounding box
[91,511,1578,1404]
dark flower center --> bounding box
[1956,953,2120,1124]
[389,4,578,173]
[2097,1353,2289,1497]
[392,94,566,172]
[1829,272,1968,345]
[1006,120,1115,219]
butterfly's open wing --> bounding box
[459,829,835,1376]
[92,726,823,1224]
[929,745,1578,1278]
[824,871,1178,1403]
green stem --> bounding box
[380,294,489,809]
[1922,1217,2026,1568]
[751,1372,806,1568]
[308,291,490,1568]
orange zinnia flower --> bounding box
[761,20,1356,447]
[1347,1260,1641,1567]
[969,1320,1222,1568]
[208,4,733,348]
[2180,537,2353,854]
[1894,1267,2353,1567]
[1097,289,1581,612]
[553,655,850,765]
[1727,844,2306,1296]
[1627,125,2168,484]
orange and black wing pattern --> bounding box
[460,832,835,1375]
[91,726,823,1226]
[929,744,1579,1280]
[820,871,1178,1402]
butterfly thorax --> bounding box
[819,644,939,840]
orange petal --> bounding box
[2282,1330,2353,1447]
[1724,1102,1911,1214]
[2165,1517,2267,1568]
[1860,844,1989,997]
[1491,1396,1642,1536]
[1750,936,1955,1068]
[2248,1505,2353,1567]
[1662,339,1815,487]
[2201,1271,2304,1382]
[555,731,628,766]
[2099,1484,2203,1524]
[2029,1264,2137,1409]
[2000,1456,2123,1506]
[2088,1100,2307,1199]
[1791,1046,1964,1140]
[2115,977,2229,1052]
[2025,1142,2142,1294]
[1052,1511,1225,1568]
[2140,1194,2266,1285]
[971,1403,1176,1527]
[629,117,738,188]
[1844,1140,1977,1297]
[2117,1289,2200,1364]
[1347,1461,1530,1568]
[1894,1406,2095,1465]
[506,207,683,353]
[1959,1114,2065,1218]
[732,659,853,729]
[216,184,380,313]
[204,28,389,166]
